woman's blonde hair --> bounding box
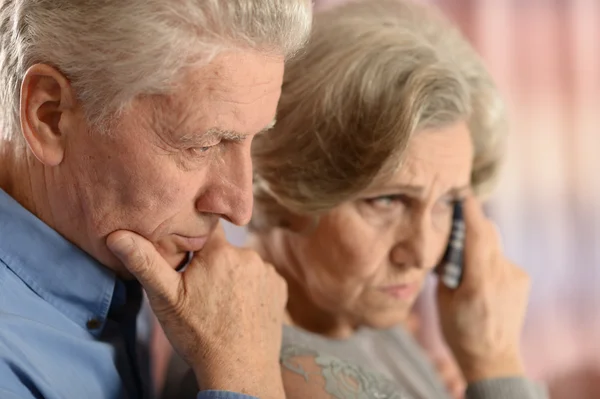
[252,0,507,230]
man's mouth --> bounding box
[172,234,209,252]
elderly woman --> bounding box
[170,0,547,398]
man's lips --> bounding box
[172,234,209,252]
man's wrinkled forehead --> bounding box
[182,50,284,99]
[142,74,224,138]
[147,90,277,146]
[145,51,283,138]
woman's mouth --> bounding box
[378,282,419,300]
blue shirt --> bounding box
[0,188,256,399]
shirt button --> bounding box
[86,318,102,330]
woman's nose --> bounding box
[390,212,444,270]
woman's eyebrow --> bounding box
[370,184,425,196]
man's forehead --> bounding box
[146,52,282,140]
[182,50,284,93]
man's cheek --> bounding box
[129,180,181,214]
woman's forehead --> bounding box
[367,122,474,193]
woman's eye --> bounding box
[366,195,408,209]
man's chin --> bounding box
[113,250,188,281]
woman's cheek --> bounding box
[333,233,387,280]
[332,223,388,278]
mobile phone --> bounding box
[435,201,465,289]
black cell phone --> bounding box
[435,201,465,289]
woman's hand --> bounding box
[405,309,466,398]
[436,195,531,383]
[431,354,466,399]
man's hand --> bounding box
[437,195,530,383]
[107,226,287,399]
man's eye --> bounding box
[189,143,219,155]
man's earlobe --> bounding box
[20,64,76,166]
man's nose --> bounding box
[196,149,254,226]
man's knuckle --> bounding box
[271,268,285,285]
[240,250,265,272]
[278,276,289,299]
[242,248,261,263]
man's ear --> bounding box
[20,64,76,166]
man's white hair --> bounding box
[0,0,312,143]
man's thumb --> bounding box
[107,230,179,303]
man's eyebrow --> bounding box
[177,119,276,146]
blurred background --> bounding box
[425,1,600,397]
[225,0,600,397]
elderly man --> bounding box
[0,1,311,399]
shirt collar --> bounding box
[0,188,116,336]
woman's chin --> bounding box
[362,309,411,331]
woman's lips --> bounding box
[378,283,419,300]
[173,234,209,252]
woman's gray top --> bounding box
[280,324,548,399]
